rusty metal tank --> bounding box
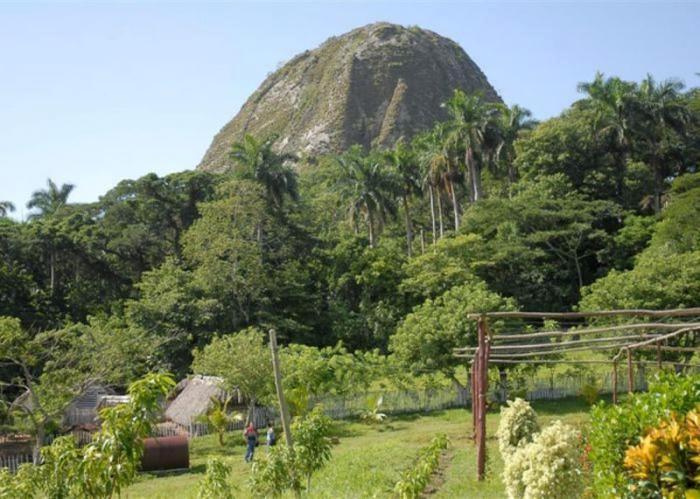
[140,435,189,471]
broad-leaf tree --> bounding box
[192,327,273,422]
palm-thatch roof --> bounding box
[164,375,228,427]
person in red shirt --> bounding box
[243,422,258,462]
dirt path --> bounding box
[422,448,454,496]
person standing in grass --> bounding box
[244,422,258,462]
[266,421,276,449]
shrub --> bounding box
[589,372,700,496]
[197,396,243,446]
[249,406,332,496]
[292,405,333,491]
[623,408,700,496]
[394,433,449,499]
[360,394,387,424]
[496,398,540,458]
[197,458,236,499]
[503,421,583,499]
[580,381,600,406]
[0,464,37,498]
[249,445,301,498]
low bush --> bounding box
[496,398,540,458]
[249,445,301,498]
[503,420,583,499]
[589,372,700,496]
[197,458,236,499]
[393,433,449,499]
[580,381,600,406]
[249,406,333,497]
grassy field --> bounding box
[125,398,591,498]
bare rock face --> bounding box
[197,23,501,172]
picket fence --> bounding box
[0,453,33,473]
[313,387,467,420]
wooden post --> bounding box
[612,361,618,405]
[656,341,662,370]
[471,357,477,442]
[627,348,634,395]
[269,329,293,447]
[476,316,488,481]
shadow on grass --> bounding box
[530,396,590,415]
[141,463,206,478]
[329,421,363,438]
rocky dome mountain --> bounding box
[197,22,501,172]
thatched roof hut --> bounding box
[165,375,230,427]
[95,395,130,411]
[11,383,115,427]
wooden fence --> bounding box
[0,453,33,473]
[312,388,467,420]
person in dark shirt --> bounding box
[243,422,258,462]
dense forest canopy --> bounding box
[1,73,699,425]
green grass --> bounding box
[124,398,591,498]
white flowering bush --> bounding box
[496,398,540,458]
[503,420,583,499]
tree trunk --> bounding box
[33,423,44,465]
[653,164,663,214]
[367,211,375,247]
[467,147,483,202]
[507,152,517,187]
[402,195,413,257]
[428,186,437,245]
[449,180,460,231]
[50,250,55,293]
[247,399,257,426]
[573,251,584,291]
[437,190,444,239]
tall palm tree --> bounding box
[26,179,74,218]
[415,125,451,241]
[444,90,496,213]
[26,179,74,293]
[229,134,298,210]
[577,72,637,199]
[383,140,421,256]
[492,104,537,186]
[634,75,690,213]
[0,201,15,218]
[336,147,398,247]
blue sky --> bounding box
[1,1,698,219]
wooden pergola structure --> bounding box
[453,308,700,481]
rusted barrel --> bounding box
[140,435,189,471]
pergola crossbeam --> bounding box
[489,322,700,342]
[467,308,700,319]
